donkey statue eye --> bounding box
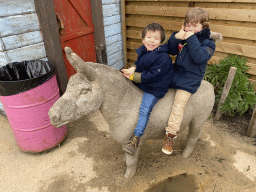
[80,89,89,95]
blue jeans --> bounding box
[134,92,159,137]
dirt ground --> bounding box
[0,110,256,192]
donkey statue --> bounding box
[49,47,215,178]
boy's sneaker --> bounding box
[123,135,140,156]
[162,133,177,155]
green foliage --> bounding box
[204,55,256,116]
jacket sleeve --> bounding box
[168,32,183,55]
[186,35,216,64]
[140,53,171,84]
[134,59,138,67]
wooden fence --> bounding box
[123,0,256,87]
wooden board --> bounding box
[104,15,121,26]
[102,0,120,4]
[105,23,122,38]
[110,60,124,70]
[0,13,40,37]
[108,51,124,67]
[0,39,4,52]
[53,0,96,79]
[102,4,120,17]
[0,51,9,66]
[106,41,123,56]
[0,0,35,17]
[215,42,256,59]
[126,18,256,41]
[106,33,122,46]
[6,43,46,63]
[2,31,43,51]
[126,5,256,22]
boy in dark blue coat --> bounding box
[162,7,218,155]
[121,23,173,156]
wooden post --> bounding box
[215,67,237,121]
[34,0,68,95]
[247,106,256,137]
[90,0,107,64]
[121,0,128,68]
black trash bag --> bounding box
[0,60,55,96]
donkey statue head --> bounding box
[49,47,104,127]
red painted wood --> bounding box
[60,27,94,42]
[53,0,96,79]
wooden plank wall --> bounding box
[102,0,124,70]
[0,0,48,112]
[124,0,256,87]
[0,0,47,66]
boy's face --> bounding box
[142,30,161,51]
[185,22,203,34]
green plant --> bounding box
[204,55,256,116]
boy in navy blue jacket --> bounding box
[121,23,173,156]
[162,7,217,155]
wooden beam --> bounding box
[247,106,256,137]
[34,0,68,95]
[215,42,256,59]
[126,18,256,41]
[126,5,256,23]
[2,31,43,51]
[127,41,142,50]
[0,14,40,37]
[121,0,128,68]
[6,43,46,63]
[126,18,181,31]
[0,0,35,17]
[127,51,138,61]
[215,67,237,120]
[89,0,107,64]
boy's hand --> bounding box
[175,26,185,40]
[184,31,194,40]
[121,67,136,79]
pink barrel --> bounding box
[0,75,67,152]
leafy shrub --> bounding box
[204,55,256,116]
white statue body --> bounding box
[49,47,215,178]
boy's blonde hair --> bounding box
[184,7,209,28]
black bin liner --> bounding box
[0,60,55,96]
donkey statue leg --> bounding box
[123,143,143,178]
[182,117,205,158]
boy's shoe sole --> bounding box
[161,148,173,155]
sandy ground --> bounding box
[0,110,256,192]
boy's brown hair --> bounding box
[184,7,209,28]
[142,23,166,44]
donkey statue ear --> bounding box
[64,46,96,81]
[64,47,79,71]
[71,53,96,82]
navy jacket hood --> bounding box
[195,28,210,42]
